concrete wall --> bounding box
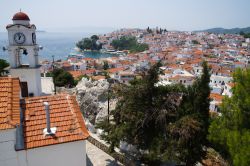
[10,68,41,96]
[26,140,86,166]
[0,129,22,166]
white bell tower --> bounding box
[6,11,41,97]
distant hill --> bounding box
[195,27,250,34]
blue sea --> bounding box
[0,32,117,62]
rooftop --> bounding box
[23,94,89,149]
[0,77,20,130]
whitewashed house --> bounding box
[0,77,89,166]
[210,74,232,87]
[222,83,234,97]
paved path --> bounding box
[86,141,122,166]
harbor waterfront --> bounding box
[0,32,119,62]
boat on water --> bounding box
[100,49,126,55]
[68,52,85,59]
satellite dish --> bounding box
[39,46,43,50]
[2,47,6,51]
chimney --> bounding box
[44,102,51,133]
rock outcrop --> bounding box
[76,78,115,124]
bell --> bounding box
[23,49,28,55]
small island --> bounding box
[76,35,102,51]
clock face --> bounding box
[14,32,26,44]
[32,33,36,44]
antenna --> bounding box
[20,8,21,12]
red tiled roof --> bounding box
[92,75,106,80]
[69,71,83,78]
[227,82,235,88]
[62,62,72,67]
[83,58,94,61]
[107,67,125,73]
[81,69,96,75]
[23,94,89,149]
[0,77,20,130]
[210,93,223,102]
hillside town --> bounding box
[41,28,250,114]
[1,5,250,166]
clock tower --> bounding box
[6,11,41,97]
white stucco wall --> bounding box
[222,84,233,97]
[41,77,54,95]
[7,45,39,68]
[210,75,232,86]
[0,129,86,166]
[10,68,41,96]
[25,140,86,166]
[7,25,35,46]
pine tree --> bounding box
[0,59,9,76]
[97,62,211,165]
[163,61,211,165]
[209,68,250,166]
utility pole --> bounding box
[107,89,109,123]
[107,80,113,123]
[52,55,56,94]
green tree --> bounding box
[239,31,245,36]
[0,59,9,76]
[97,62,211,165]
[244,33,250,38]
[171,61,211,165]
[208,68,250,166]
[52,68,75,87]
[147,27,153,33]
[192,40,200,45]
[76,35,102,51]
[91,35,99,41]
[111,36,148,53]
[103,61,109,70]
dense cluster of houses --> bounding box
[41,28,250,114]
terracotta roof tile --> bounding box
[107,67,125,73]
[0,77,20,130]
[210,93,223,102]
[23,94,89,149]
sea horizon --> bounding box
[0,31,117,62]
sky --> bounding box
[1,0,250,32]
